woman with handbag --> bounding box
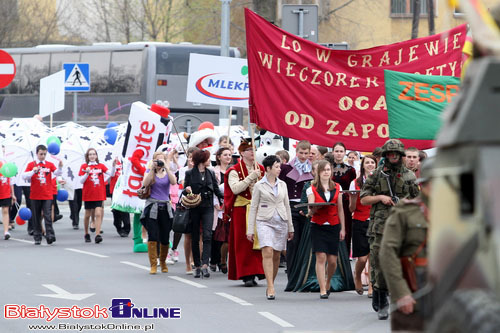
[140,152,177,274]
[307,160,345,299]
[247,155,294,300]
[183,149,223,279]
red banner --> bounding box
[245,8,466,151]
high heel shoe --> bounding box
[201,267,210,278]
[320,293,329,299]
[219,263,228,274]
[266,290,275,300]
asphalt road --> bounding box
[1,202,389,333]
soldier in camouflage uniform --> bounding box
[379,160,431,332]
[360,139,419,320]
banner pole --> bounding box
[249,122,258,170]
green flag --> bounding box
[384,70,460,140]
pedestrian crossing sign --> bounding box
[63,63,90,91]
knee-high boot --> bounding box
[148,241,158,274]
[159,244,169,273]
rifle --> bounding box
[380,170,399,204]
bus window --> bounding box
[156,47,236,76]
[0,54,21,95]
[20,53,50,94]
[50,52,80,74]
[109,51,142,93]
[81,51,111,93]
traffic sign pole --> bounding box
[73,92,78,122]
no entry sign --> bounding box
[0,50,16,89]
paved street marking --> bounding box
[10,238,47,246]
[120,261,150,271]
[215,292,252,306]
[169,276,208,289]
[36,284,94,301]
[259,312,294,328]
[66,248,109,258]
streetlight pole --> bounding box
[219,0,232,127]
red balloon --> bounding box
[16,215,26,225]
[198,121,214,131]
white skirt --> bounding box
[256,215,289,251]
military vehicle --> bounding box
[422,6,500,329]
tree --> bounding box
[411,0,421,39]
[427,0,435,35]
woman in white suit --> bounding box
[248,155,294,300]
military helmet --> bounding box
[382,139,406,157]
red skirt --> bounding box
[228,206,264,280]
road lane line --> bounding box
[120,261,150,271]
[168,276,208,288]
[65,248,109,258]
[10,238,47,246]
[215,292,252,306]
[258,312,294,328]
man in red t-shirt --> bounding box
[23,145,62,245]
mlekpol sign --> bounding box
[186,53,249,108]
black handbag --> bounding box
[172,203,191,234]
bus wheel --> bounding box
[428,289,500,333]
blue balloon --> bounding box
[57,189,69,202]
[19,207,32,220]
[106,122,119,128]
[48,142,60,155]
[104,128,117,145]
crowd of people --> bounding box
[0,130,430,331]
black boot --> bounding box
[372,288,380,312]
[378,289,389,320]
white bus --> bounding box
[0,43,242,131]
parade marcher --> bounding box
[110,159,130,237]
[22,145,62,245]
[183,149,223,279]
[325,142,357,256]
[210,147,232,274]
[1,170,15,240]
[79,148,116,244]
[69,180,83,230]
[177,147,197,274]
[316,146,328,160]
[309,146,319,162]
[247,155,294,300]
[306,160,345,299]
[380,161,432,331]
[275,150,289,165]
[360,139,419,320]
[404,147,420,178]
[225,137,265,286]
[278,140,313,276]
[349,154,377,296]
[141,152,177,274]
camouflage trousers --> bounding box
[369,233,387,290]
